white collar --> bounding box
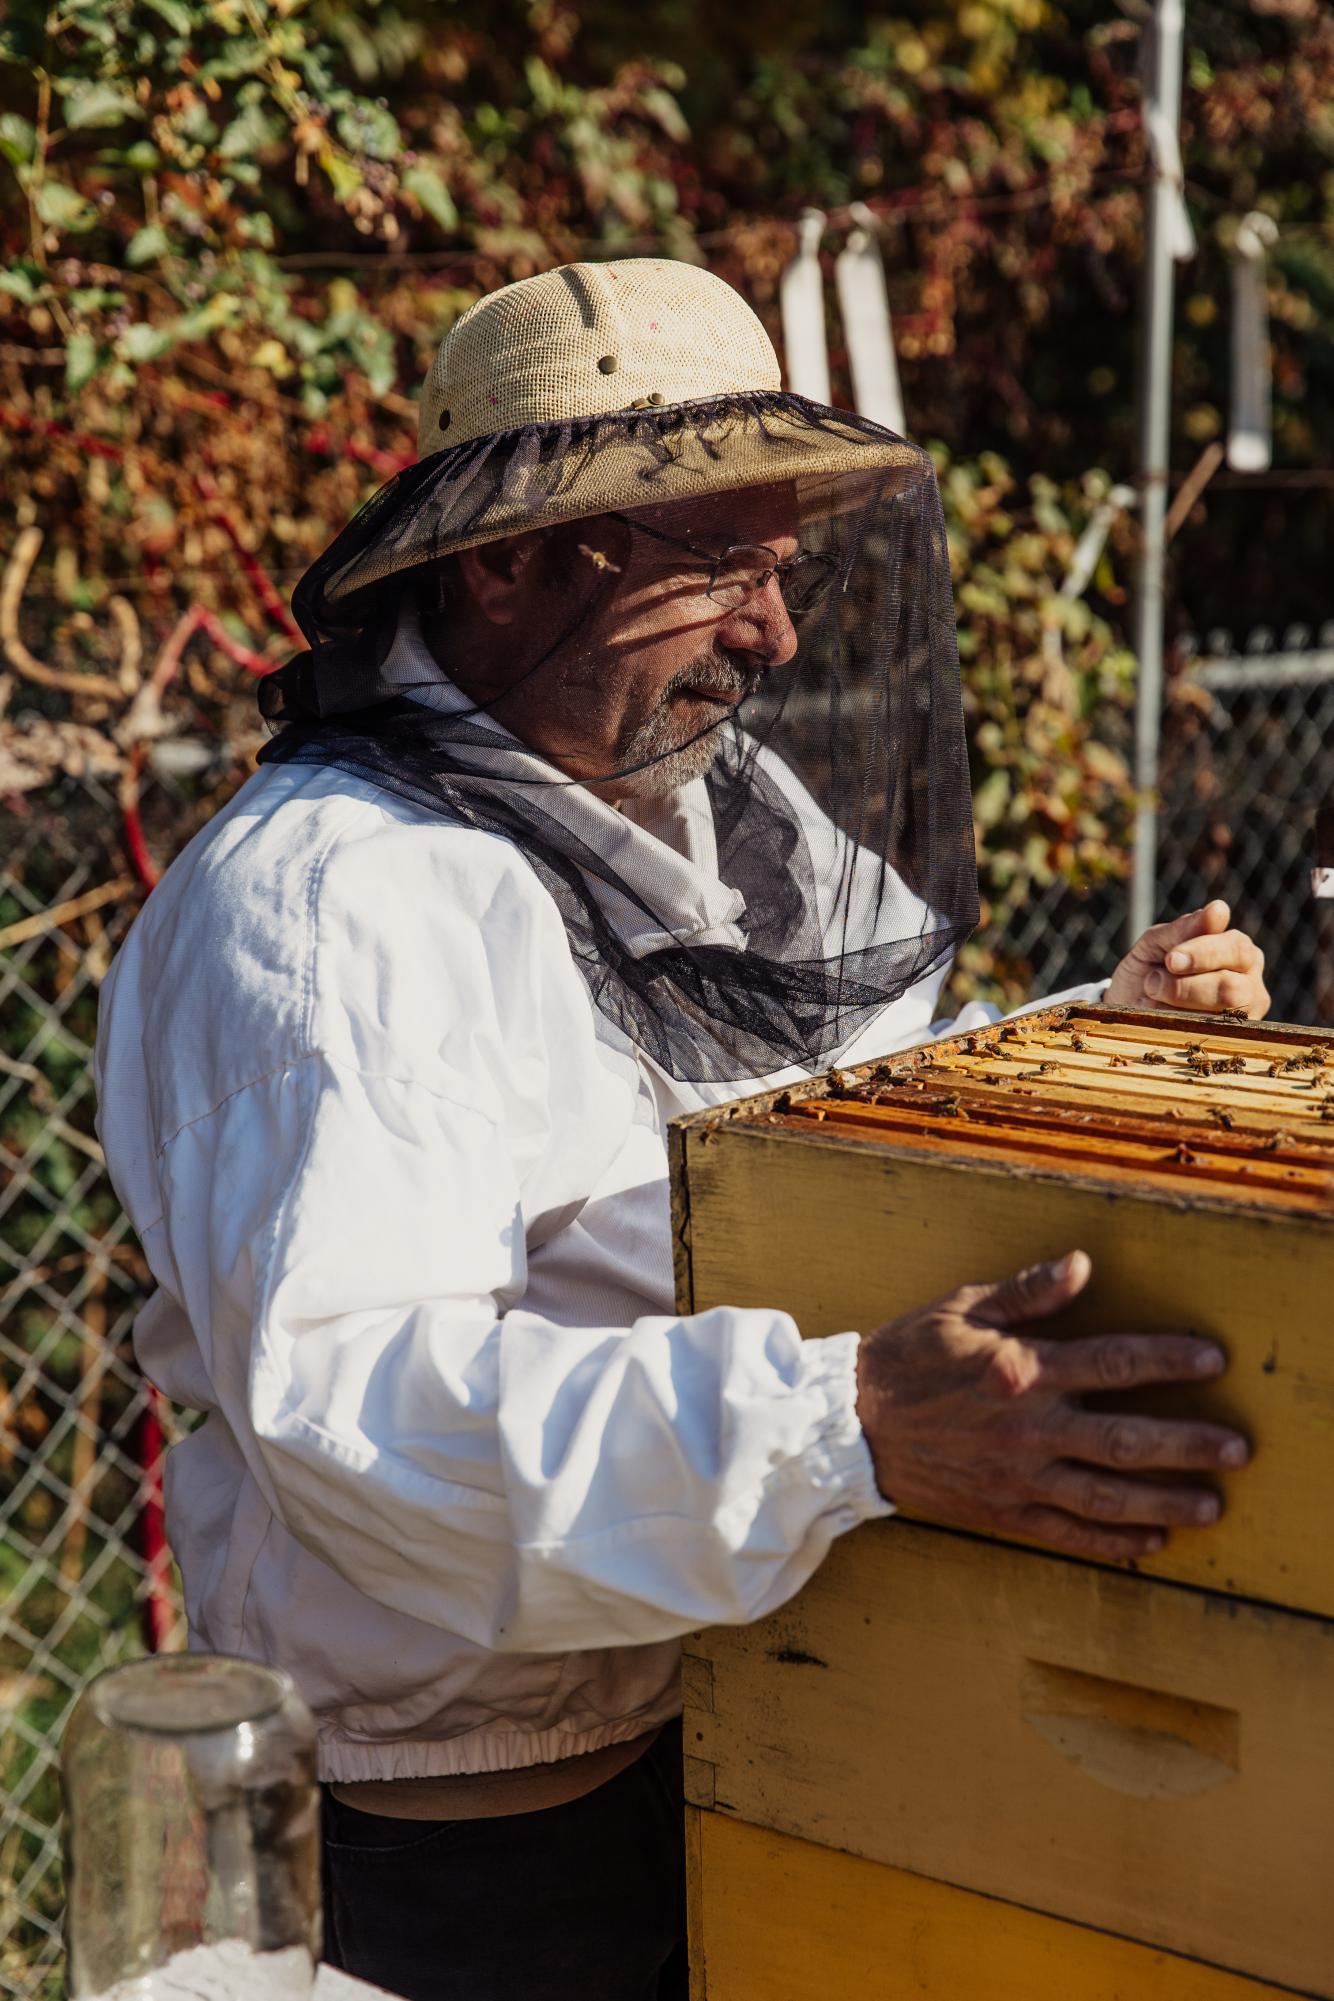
[377,603,749,958]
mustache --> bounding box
[662,648,764,702]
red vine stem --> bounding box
[137,1391,176,1655]
[2,412,291,1659]
[0,406,306,642]
[191,469,304,642]
[110,598,279,1648]
[120,744,160,893]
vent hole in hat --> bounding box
[597,354,618,375]
[437,409,451,431]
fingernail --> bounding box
[1194,1345,1226,1376]
[1194,1495,1221,1525]
[1167,950,1188,973]
[1145,969,1164,997]
[1220,1438,1248,1467]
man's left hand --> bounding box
[1106,899,1270,1018]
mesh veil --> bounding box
[258,392,979,1084]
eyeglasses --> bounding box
[610,514,838,617]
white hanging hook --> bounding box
[845,201,876,255]
[1041,484,1139,694]
[1229,211,1279,474]
[797,208,826,258]
[780,208,831,405]
[835,202,906,435]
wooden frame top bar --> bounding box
[698,1007,1334,1215]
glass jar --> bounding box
[62,1654,321,1999]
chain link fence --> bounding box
[0,783,187,2001]
[1154,632,1334,1029]
[1015,634,1334,1025]
[1,645,1330,1995]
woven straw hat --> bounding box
[322,259,922,603]
[417,259,784,450]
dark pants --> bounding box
[320,1722,688,2001]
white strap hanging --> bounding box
[1041,484,1137,697]
[1061,484,1139,604]
[834,203,906,435]
[1143,101,1197,263]
[1228,211,1279,474]
[779,209,831,405]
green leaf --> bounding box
[126,222,170,266]
[34,179,97,232]
[336,100,401,161]
[142,0,193,31]
[118,320,173,362]
[173,294,242,342]
[345,317,396,395]
[217,101,282,159]
[524,57,563,115]
[0,112,35,171]
[197,40,269,84]
[64,330,100,392]
[119,140,162,171]
[639,87,690,144]
[322,150,363,201]
[0,265,40,304]
[401,161,457,232]
[62,82,141,130]
[973,768,1011,830]
[236,210,275,247]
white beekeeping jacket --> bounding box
[95,614,1101,1783]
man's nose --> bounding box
[715,576,800,669]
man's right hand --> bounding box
[855,1249,1250,1562]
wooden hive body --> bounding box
[671,1006,1334,2000]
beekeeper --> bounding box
[96,260,1265,2001]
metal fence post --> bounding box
[1129,0,1189,946]
[1316,803,1334,1027]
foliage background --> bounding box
[0,1,1332,1990]
[1,0,1331,997]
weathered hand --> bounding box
[1106,899,1269,1017]
[855,1250,1249,1562]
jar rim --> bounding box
[87,1654,291,1737]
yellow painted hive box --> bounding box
[669,1005,1334,2001]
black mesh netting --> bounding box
[257,392,979,1083]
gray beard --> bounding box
[611,649,757,799]
[612,714,725,797]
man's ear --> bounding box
[456,532,543,625]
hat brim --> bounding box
[320,393,930,608]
